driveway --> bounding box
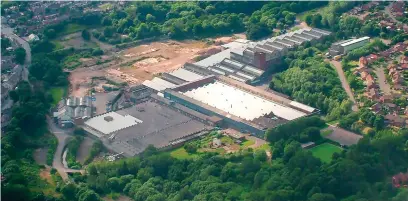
[374,67,391,95]
[47,116,84,180]
[328,59,358,111]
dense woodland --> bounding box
[2,1,408,201]
[41,1,328,42]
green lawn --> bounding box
[170,147,198,160]
[320,129,333,138]
[256,143,272,151]
[49,87,65,106]
[310,143,343,163]
[51,41,64,51]
[241,140,255,148]
[59,23,88,36]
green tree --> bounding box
[14,47,26,64]
[82,30,91,41]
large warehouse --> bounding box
[84,94,214,156]
[164,75,317,136]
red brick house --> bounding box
[385,114,405,127]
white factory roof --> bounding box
[85,112,143,135]
[228,74,248,83]
[182,81,307,121]
[221,41,249,49]
[290,101,316,113]
[194,49,231,67]
[340,36,370,47]
[242,66,264,76]
[142,77,176,92]
[170,68,204,82]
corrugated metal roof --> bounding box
[242,66,264,76]
[340,36,370,47]
[151,77,177,88]
[170,68,204,82]
[236,71,256,80]
[216,64,236,73]
[194,49,231,67]
[228,74,248,83]
[290,101,316,113]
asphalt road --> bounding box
[47,116,83,180]
[328,59,358,112]
[2,25,31,82]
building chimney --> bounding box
[254,52,267,70]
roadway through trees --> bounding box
[328,59,359,112]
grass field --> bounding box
[170,147,198,160]
[241,139,255,148]
[51,41,64,51]
[59,24,88,36]
[49,87,65,106]
[310,143,343,163]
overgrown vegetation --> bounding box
[270,47,351,121]
[46,136,58,166]
[84,140,104,165]
[65,136,84,169]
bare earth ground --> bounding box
[93,92,112,115]
[39,167,54,185]
[323,125,363,146]
[33,147,48,165]
[68,35,244,97]
[76,137,95,164]
[119,40,210,81]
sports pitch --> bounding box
[310,143,343,163]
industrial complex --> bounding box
[81,28,331,156]
[329,36,370,56]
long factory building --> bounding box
[84,28,327,156]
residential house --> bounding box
[365,74,375,85]
[361,71,370,80]
[401,64,408,71]
[366,88,379,100]
[380,95,393,103]
[401,56,408,64]
[359,56,368,67]
[366,54,378,63]
[28,34,39,42]
[371,103,382,114]
[385,114,405,127]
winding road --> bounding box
[3,24,85,181]
[47,117,84,180]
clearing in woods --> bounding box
[310,143,343,163]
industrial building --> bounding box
[53,96,92,128]
[83,94,214,156]
[164,75,317,136]
[329,36,370,56]
[193,27,331,84]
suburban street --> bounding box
[328,60,359,112]
[384,4,398,23]
[1,25,32,82]
[374,67,392,95]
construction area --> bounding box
[67,36,245,98]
